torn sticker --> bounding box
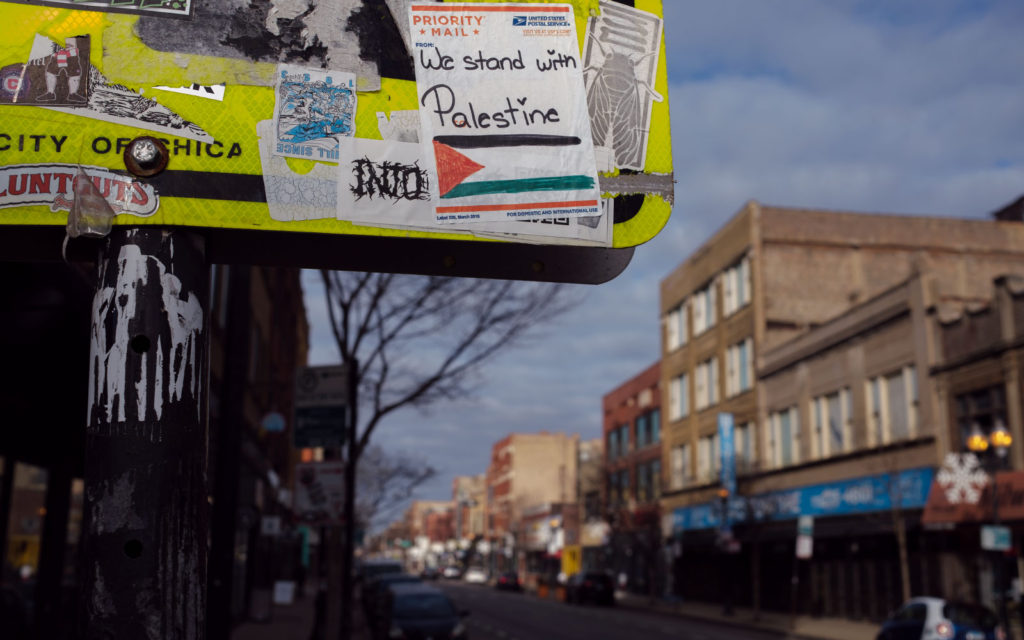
[273,65,356,162]
[257,120,337,222]
[0,164,159,217]
[153,83,226,101]
[134,0,385,91]
[376,110,420,143]
[0,35,91,107]
[583,0,664,172]
[4,0,192,18]
[46,66,213,144]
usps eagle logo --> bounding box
[512,16,527,26]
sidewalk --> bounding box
[233,591,373,640]
[613,592,877,640]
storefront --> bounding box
[669,467,938,621]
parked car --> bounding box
[463,567,488,584]
[494,572,521,592]
[876,597,1004,640]
[442,565,462,579]
[362,573,422,624]
[564,572,615,606]
[357,558,404,585]
[380,583,468,640]
[421,566,441,581]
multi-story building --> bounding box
[484,432,579,577]
[404,500,454,541]
[602,361,662,594]
[452,474,486,541]
[577,438,608,571]
[659,199,1024,620]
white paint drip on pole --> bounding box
[88,241,204,429]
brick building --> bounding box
[451,474,486,542]
[602,361,662,594]
[659,199,1024,620]
[484,432,579,577]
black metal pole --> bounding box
[0,456,14,580]
[208,265,253,640]
[82,227,209,639]
[341,357,359,640]
[992,456,1009,635]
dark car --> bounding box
[358,558,404,585]
[362,573,423,623]
[379,583,468,640]
[494,572,521,592]
[564,572,615,606]
[421,567,441,581]
[876,597,1003,640]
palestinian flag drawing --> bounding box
[431,133,600,221]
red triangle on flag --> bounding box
[433,141,485,196]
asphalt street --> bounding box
[437,582,781,640]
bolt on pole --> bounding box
[81,227,209,640]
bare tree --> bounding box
[319,271,576,639]
[356,445,436,531]
[320,271,576,459]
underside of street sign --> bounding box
[0,0,672,284]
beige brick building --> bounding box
[484,432,579,574]
[658,199,1024,618]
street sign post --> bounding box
[294,365,349,449]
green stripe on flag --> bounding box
[441,175,595,199]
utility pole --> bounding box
[81,228,209,639]
[341,357,360,640]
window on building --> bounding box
[735,421,756,471]
[867,367,918,446]
[812,397,825,460]
[669,373,689,420]
[696,358,718,410]
[769,407,799,467]
[726,338,754,397]
[955,385,1008,452]
[636,414,649,448]
[652,460,661,499]
[670,444,691,489]
[607,430,618,461]
[697,433,720,483]
[650,409,661,444]
[693,281,717,335]
[828,390,848,455]
[620,469,631,502]
[723,255,752,317]
[619,424,630,455]
[637,463,650,502]
[665,301,688,351]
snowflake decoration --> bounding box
[937,453,989,504]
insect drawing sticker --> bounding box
[409,3,602,225]
[583,0,664,172]
[273,65,357,162]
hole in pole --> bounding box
[130,335,151,353]
[123,539,144,559]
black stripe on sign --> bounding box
[146,170,267,203]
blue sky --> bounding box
[302,0,1024,513]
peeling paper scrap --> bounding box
[133,0,380,90]
[153,83,226,101]
[257,120,337,222]
[376,110,421,143]
[46,66,214,144]
[273,64,356,162]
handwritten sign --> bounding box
[409,3,601,224]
